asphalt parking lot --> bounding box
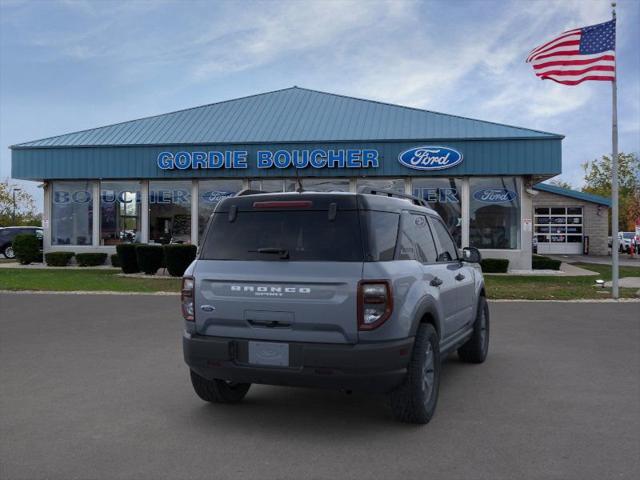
[1,294,638,480]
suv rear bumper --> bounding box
[183,333,414,393]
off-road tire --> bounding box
[190,370,251,404]
[389,323,440,424]
[458,296,490,363]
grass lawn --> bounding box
[0,268,180,293]
[0,262,638,299]
[484,263,640,300]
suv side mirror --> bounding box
[462,247,482,264]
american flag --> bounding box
[526,19,616,85]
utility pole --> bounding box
[12,187,22,224]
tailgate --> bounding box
[194,261,363,344]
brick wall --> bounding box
[532,191,609,256]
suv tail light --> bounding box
[358,280,393,330]
[181,276,195,321]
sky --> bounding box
[1,0,639,211]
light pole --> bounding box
[12,187,22,224]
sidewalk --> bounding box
[488,262,599,277]
[547,254,640,267]
[0,261,118,270]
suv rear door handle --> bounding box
[430,277,443,287]
[455,273,465,281]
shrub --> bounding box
[532,255,562,270]
[116,244,139,273]
[110,254,121,268]
[45,252,74,267]
[135,245,164,275]
[163,244,197,277]
[13,234,41,265]
[480,258,509,273]
[75,253,108,267]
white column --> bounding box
[520,177,533,270]
[404,177,412,195]
[140,180,149,243]
[43,182,52,252]
[349,178,357,193]
[191,180,199,245]
[461,178,470,248]
[92,181,100,247]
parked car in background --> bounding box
[0,226,43,259]
[619,232,635,253]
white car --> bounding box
[619,232,635,253]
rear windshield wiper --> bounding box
[249,247,290,259]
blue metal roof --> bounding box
[533,183,611,206]
[11,138,562,180]
[12,87,562,148]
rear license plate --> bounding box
[248,341,289,367]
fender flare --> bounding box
[409,296,443,338]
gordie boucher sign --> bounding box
[156,146,463,171]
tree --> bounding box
[582,152,640,232]
[547,177,573,190]
[0,180,41,227]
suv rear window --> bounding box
[201,210,364,261]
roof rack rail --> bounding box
[235,189,264,196]
[359,188,428,207]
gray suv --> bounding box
[182,190,489,424]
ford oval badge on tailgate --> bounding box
[398,146,463,171]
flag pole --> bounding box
[611,1,619,299]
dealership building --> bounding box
[10,87,611,269]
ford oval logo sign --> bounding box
[473,188,518,203]
[398,146,463,171]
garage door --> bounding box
[535,207,583,254]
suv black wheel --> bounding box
[389,323,440,424]
[3,244,15,259]
[190,370,251,404]
[458,296,489,363]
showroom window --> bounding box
[469,177,520,249]
[249,179,292,192]
[412,177,462,246]
[198,179,243,240]
[356,178,405,194]
[51,181,93,246]
[149,181,192,244]
[100,181,141,245]
[287,178,350,192]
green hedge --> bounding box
[12,234,41,265]
[45,252,74,267]
[116,244,139,273]
[110,254,121,268]
[75,253,108,267]
[135,245,164,275]
[532,255,562,270]
[163,244,197,277]
[480,258,510,273]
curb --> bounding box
[488,298,640,303]
[0,290,638,302]
[0,290,179,296]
